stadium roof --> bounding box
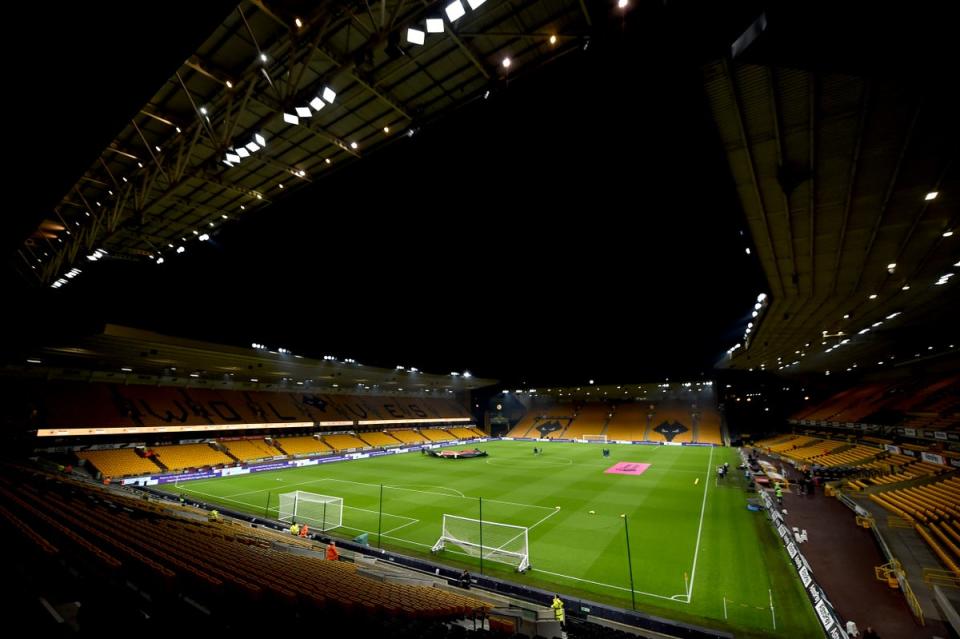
[710,4,959,377]
[16,3,954,387]
[503,381,715,402]
[7,1,767,387]
[5,324,496,393]
[17,0,592,288]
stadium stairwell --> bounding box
[269,438,290,456]
[641,412,653,441]
[215,441,241,463]
[599,406,614,439]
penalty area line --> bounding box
[532,568,687,604]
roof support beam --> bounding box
[808,73,816,297]
[724,58,784,298]
[578,0,593,27]
[97,158,121,191]
[851,100,921,292]
[132,120,171,186]
[893,159,953,269]
[830,80,870,296]
[767,67,799,296]
[173,125,205,184]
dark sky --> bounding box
[7,2,781,386]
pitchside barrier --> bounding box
[749,445,849,638]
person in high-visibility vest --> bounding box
[775,483,783,506]
[551,594,565,629]
[290,522,300,536]
[299,523,310,538]
[326,540,339,561]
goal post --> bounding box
[581,434,608,444]
[278,491,343,532]
[432,514,530,572]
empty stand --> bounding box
[274,435,333,456]
[321,433,369,451]
[221,439,283,461]
[77,448,162,478]
[604,404,649,441]
[791,376,960,432]
[447,427,482,440]
[153,443,234,471]
[388,430,429,445]
[357,431,404,447]
[420,429,455,443]
[560,404,611,440]
[0,464,490,629]
[695,410,724,445]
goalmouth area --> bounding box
[161,439,820,638]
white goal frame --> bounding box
[432,514,530,572]
[581,434,608,444]
[278,490,343,532]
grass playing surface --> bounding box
[161,440,820,637]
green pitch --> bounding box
[161,440,819,638]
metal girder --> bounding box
[286,18,336,103]
[724,58,784,298]
[223,80,259,147]
[829,80,871,296]
[578,0,592,27]
[78,176,109,187]
[851,100,922,293]
[350,69,412,120]
[808,73,816,297]
[139,109,178,128]
[444,23,493,80]
[280,31,415,124]
[767,67,799,296]
[892,160,953,268]
[174,126,206,184]
[456,31,576,42]
[175,71,221,150]
[97,158,121,191]
[27,0,591,286]
[32,5,376,281]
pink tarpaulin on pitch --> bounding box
[604,462,651,476]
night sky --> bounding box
[23,1,938,387]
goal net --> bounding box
[581,434,608,443]
[278,491,343,532]
[432,514,530,571]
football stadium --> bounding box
[1,2,957,639]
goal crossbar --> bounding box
[432,514,530,572]
[278,490,343,532]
